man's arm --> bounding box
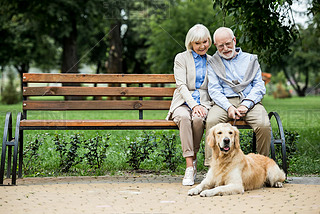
[240,67,266,110]
[207,64,232,111]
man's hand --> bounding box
[228,106,241,119]
[237,105,248,116]
[227,105,248,119]
[192,105,207,118]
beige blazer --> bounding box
[166,51,213,120]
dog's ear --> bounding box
[233,126,240,149]
[206,126,215,148]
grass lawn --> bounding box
[0,95,319,177]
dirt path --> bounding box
[1,175,319,214]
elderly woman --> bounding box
[166,24,213,186]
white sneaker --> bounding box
[182,167,195,186]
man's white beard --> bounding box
[218,47,235,60]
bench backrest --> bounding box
[22,73,176,119]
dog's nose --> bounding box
[223,138,230,144]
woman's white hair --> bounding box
[213,27,234,44]
[185,24,212,51]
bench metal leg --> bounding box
[11,113,22,185]
[252,132,256,153]
[1,112,12,185]
[6,146,12,178]
[268,112,287,176]
[18,130,23,178]
[0,112,22,185]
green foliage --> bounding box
[23,134,43,175]
[54,134,82,173]
[239,130,254,154]
[213,0,298,65]
[146,0,218,74]
[83,134,110,169]
[161,134,179,171]
[126,133,157,170]
[1,69,20,104]
[239,128,300,173]
[0,3,59,72]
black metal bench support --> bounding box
[0,112,22,185]
[269,111,287,175]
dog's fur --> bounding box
[188,123,285,197]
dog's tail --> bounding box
[267,164,286,187]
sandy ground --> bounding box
[1,174,320,214]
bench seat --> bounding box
[20,119,178,129]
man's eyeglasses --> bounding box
[216,38,234,50]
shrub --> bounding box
[239,129,300,173]
[54,134,82,173]
[126,132,157,170]
[23,134,44,175]
[83,134,110,169]
[161,133,179,172]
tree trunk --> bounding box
[282,67,307,97]
[61,17,81,100]
[106,20,123,100]
[15,63,29,97]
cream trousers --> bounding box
[172,105,207,158]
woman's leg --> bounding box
[172,105,194,165]
[191,108,208,159]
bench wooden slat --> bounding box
[20,119,177,127]
[23,87,175,97]
[20,119,250,127]
[23,73,176,84]
[23,100,172,110]
[227,120,251,128]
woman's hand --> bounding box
[192,105,207,118]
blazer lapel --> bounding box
[186,51,196,90]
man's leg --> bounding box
[245,103,271,156]
[204,105,229,166]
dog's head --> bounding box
[207,123,240,157]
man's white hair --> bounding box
[213,27,234,44]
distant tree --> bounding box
[0,2,59,93]
[146,0,219,74]
[123,0,174,74]
[213,0,298,65]
[265,0,320,97]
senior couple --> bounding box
[166,24,271,186]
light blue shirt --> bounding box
[208,48,266,111]
[192,50,207,105]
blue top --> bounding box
[192,50,207,105]
[208,48,266,111]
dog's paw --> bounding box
[200,190,214,197]
[188,188,201,196]
[274,182,283,188]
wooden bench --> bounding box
[0,73,286,185]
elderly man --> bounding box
[205,27,271,165]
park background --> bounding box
[0,0,319,178]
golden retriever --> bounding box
[188,123,285,197]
